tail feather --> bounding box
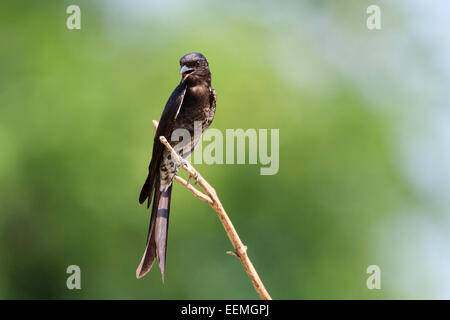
[136,184,172,280]
[154,186,172,279]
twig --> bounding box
[173,175,213,205]
[152,120,272,300]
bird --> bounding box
[136,52,216,280]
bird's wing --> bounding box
[139,82,187,206]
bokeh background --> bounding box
[1,0,449,299]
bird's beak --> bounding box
[180,65,194,78]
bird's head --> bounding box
[179,52,211,85]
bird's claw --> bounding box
[187,172,199,185]
[180,158,189,168]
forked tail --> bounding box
[136,183,173,280]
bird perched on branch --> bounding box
[137,52,216,280]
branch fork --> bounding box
[153,120,272,300]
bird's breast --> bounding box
[176,85,211,121]
[186,84,210,105]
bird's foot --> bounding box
[187,172,199,185]
[180,158,189,168]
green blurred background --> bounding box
[1,0,449,299]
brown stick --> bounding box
[152,120,272,300]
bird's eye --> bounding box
[196,61,200,66]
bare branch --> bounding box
[153,120,272,300]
